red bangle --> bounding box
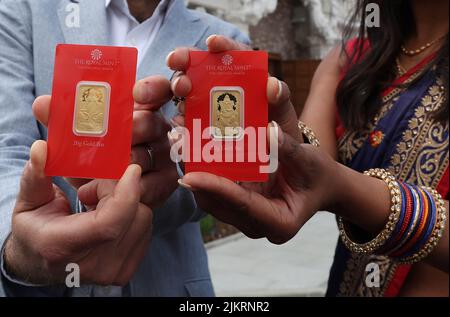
[392,187,429,257]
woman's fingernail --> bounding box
[167,130,179,145]
[269,121,284,146]
[276,79,283,101]
[170,118,181,127]
[168,129,181,142]
[178,179,196,191]
[171,76,181,93]
[167,131,174,145]
[166,50,175,67]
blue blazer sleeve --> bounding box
[0,0,67,297]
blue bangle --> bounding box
[402,188,437,258]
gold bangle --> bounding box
[399,187,447,264]
[338,168,402,254]
[298,121,320,148]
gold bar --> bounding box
[210,87,244,139]
[73,82,110,137]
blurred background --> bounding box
[186,0,354,297]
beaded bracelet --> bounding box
[338,168,402,254]
[338,168,447,264]
[298,121,320,148]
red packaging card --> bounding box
[45,44,137,179]
[185,51,269,182]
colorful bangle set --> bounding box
[338,168,447,264]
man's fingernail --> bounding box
[206,35,217,46]
[166,50,175,67]
[128,164,142,180]
[178,179,196,191]
[136,81,151,101]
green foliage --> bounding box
[200,214,215,236]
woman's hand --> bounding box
[178,126,340,244]
[166,35,302,141]
[162,35,337,243]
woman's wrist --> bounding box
[328,163,392,234]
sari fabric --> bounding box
[326,44,449,297]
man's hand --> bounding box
[5,141,152,286]
[33,75,178,208]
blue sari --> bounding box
[326,57,449,297]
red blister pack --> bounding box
[185,51,269,182]
[45,44,137,179]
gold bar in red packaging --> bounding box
[73,82,111,137]
[45,44,137,180]
[186,51,269,182]
[210,87,244,139]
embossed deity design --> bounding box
[211,88,244,139]
[73,82,110,136]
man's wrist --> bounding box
[3,234,29,282]
[2,234,48,286]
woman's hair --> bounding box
[337,0,449,130]
[217,93,237,111]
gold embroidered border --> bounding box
[336,77,449,297]
[338,69,425,166]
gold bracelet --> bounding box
[298,121,320,148]
[338,168,402,254]
[399,187,447,264]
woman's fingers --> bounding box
[166,47,192,71]
[179,172,299,244]
[166,36,250,72]
[267,77,301,141]
[171,72,192,98]
[170,114,185,127]
[206,35,251,52]
[179,172,275,222]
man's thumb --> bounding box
[112,164,142,205]
[15,141,54,213]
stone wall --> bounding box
[249,0,299,60]
[186,0,356,60]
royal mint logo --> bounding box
[91,49,103,61]
[221,54,233,66]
